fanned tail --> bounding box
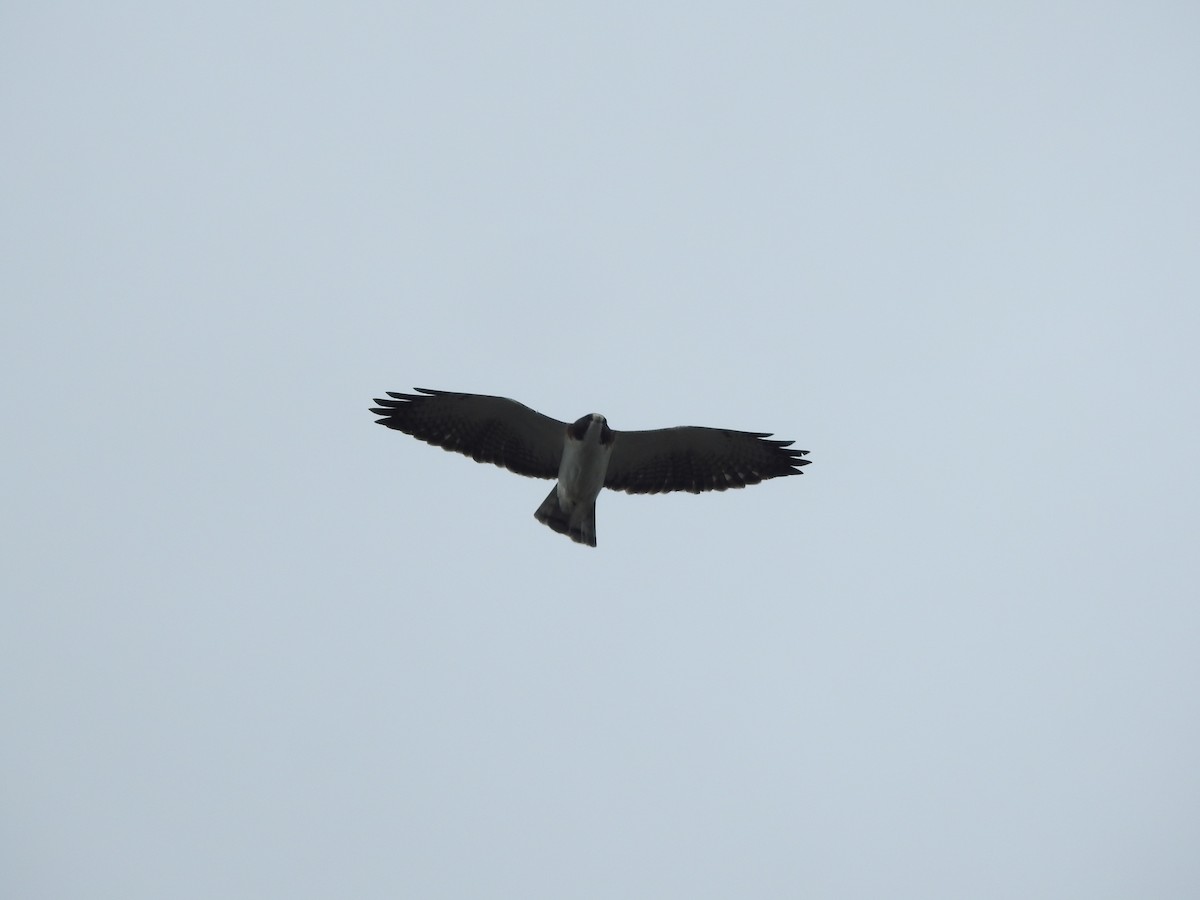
[533,486,597,547]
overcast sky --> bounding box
[3,3,1199,898]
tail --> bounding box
[534,486,597,547]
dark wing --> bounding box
[370,388,566,479]
[604,426,810,494]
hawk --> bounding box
[370,387,811,547]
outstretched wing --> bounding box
[370,388,566,479]
[604,426,810,494]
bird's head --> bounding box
[568,413,614,445]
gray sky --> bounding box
[3,2,1198,898]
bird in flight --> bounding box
[370,388,810,547]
